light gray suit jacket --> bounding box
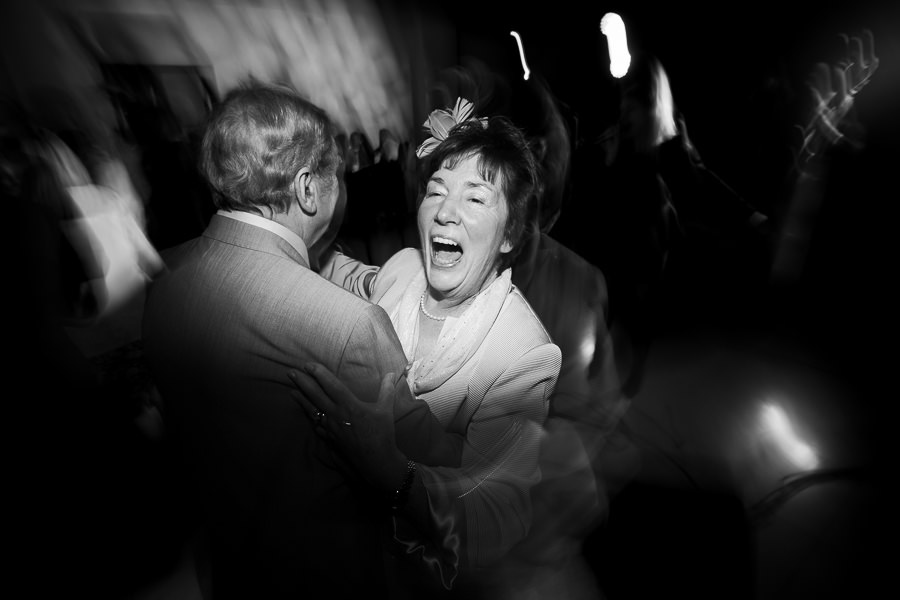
[142,214,459,599]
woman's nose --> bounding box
[435,194,460,224]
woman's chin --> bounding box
[426,268,464,295]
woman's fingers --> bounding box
[288,385,315,415]
[301,362,357,404]
[288,366,399,462]
[288,367,336,413]
[288,369,337,432]
[288,362,362,424]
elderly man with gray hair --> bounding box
[142,80,460,600]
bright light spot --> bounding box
[579,334,596,367]
[510,31,531,81]
[761,403,790,435]
[600,13,631,78]
[788,442,818,470]
[758,402,820,470]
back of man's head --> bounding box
[200,80,341,215]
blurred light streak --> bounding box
[728,394,825,508]
[758,401,819,471]
[600,12,630,78]
[38,0,415,146]
[579,333,595,369]
[510,31,530,81]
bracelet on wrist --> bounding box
[389,460,417,512]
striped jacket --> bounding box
[323,247,561,588]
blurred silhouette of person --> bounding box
[347,129,375,173]
[619,54,771,297]
[505,74,638,600]
[108,65,214,252]
[22,129,110,323]
[2,118,104,394]
[15,82,168,424]
[5,123,111,597]
[565,53,772,397]
[771,29,877,294]
[141,80,459,600]
[41,126,166,358]
[340,126,410,266]
[766,27,888,397]
[4,112,184,599]
[374,126,402,164]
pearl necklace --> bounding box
[419,293,447,322]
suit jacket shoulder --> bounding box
[501,285,556,350]
[370,247,421,303]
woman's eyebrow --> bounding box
[465,181,493,191]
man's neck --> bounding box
[271,206,318,249]
[218,209,312,265]
[268,210,299,235]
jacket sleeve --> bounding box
[391,342,561,589]
[317,245,379,298]
[336,303,463,468]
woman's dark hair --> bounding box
[200,80,341,215]
[419,116,539,272]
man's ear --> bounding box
[294,168,317,215]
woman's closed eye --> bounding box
[424,185,446,199]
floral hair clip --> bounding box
[415,97,488,158]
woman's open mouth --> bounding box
[431,236,462,267]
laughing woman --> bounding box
[293,102,561,596]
